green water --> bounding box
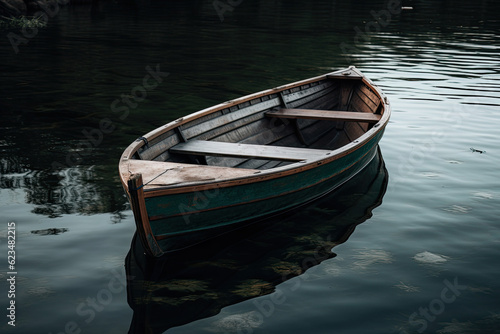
[1,0,499,333]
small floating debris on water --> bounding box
[472,192,493,200]
[352,249,393,270]
[443,204,470,214]
[438,319,475,333]
[470,147,485,154]
[31,228,68,236]
[421,171,439,178]
[212,311,262,333]
[413,251,449,264]
[395,281,420,292]
[27,285,54,297]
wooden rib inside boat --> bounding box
[119,66,391,257]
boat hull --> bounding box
[146,129,382,252]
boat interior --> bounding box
[132,75,383,172]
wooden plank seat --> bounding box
[170,140,331,162]
[266,108,381,123]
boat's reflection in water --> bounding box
[125,148,389,334]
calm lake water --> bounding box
[1,0,500,333]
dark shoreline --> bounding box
[0,0,96,19]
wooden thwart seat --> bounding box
[170,140,331,161]
[266,108,381,123]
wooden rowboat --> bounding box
[119,66,391,257]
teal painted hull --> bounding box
[146,131,383,252]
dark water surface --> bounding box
[1,0,500,333]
